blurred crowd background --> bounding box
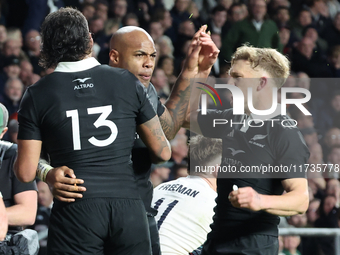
[0,0,340,254]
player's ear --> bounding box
[89,32,94,49]
[109,49,119,66]
[257,77,267,91]
[213,164,220,178]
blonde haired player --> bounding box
[182,45,309,255]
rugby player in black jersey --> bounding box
[14,8,172,255]
[24,22,219,255]
[184,46,310,254]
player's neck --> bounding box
[250,94,274,114]
[202,177,217,192]
[256,100,273,112]
[82,53,93,60]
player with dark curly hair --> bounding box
[14,7,171,255]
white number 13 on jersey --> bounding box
[66,105,118,150]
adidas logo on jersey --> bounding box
[227,130,234,137]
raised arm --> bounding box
[159,25,219,139]
[182,80,203,135]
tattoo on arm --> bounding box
[159,110,174,139]
[143,117,169,160]
[161,76,192,139]
[152,125,168,157]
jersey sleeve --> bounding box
[11,173,38,195]
[197,109,233,138]
[135,82,157,125]
[272,124,309,179]
[17,88,42,140]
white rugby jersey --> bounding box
[152,176,217,254]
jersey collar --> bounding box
[54,57,100,73]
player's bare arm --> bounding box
[6,190,37,226]
[160,78,191,140]
[160,25,219,139]
[15,140,85,202]
[159,26,205,140]
[229,178,309,216]
[14,139,42,183]
[137,115,171,163]
[182,30,219,134]
[262,178,309,215]
[182,80,204,135]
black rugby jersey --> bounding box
[0,142,37,208]
[132,83,165,215]
[197,108,309,240]
[18,58,156,205]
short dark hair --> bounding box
[95,0,109,8]
[229,3,243,14]
[302,24,318,37]
[122,12,139,25]
[157,55,173,68]
[39,7,92,69]
[89,15,103,25]
[275,6,289,15]
[329,45,340,58]
[299,8,311,15]
[174,163,189,177]
[152,8,168,22]
[188,135,222,172]
[305,0,323,8]
[211,5,227,15]
[81,2,95,12]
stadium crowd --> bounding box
[0,0,340,254]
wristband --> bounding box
[0,192,2,198]
[37,161,53,182]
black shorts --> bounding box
[47,198,151,255]
[201,235,279,255]
[147,215,161,255]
